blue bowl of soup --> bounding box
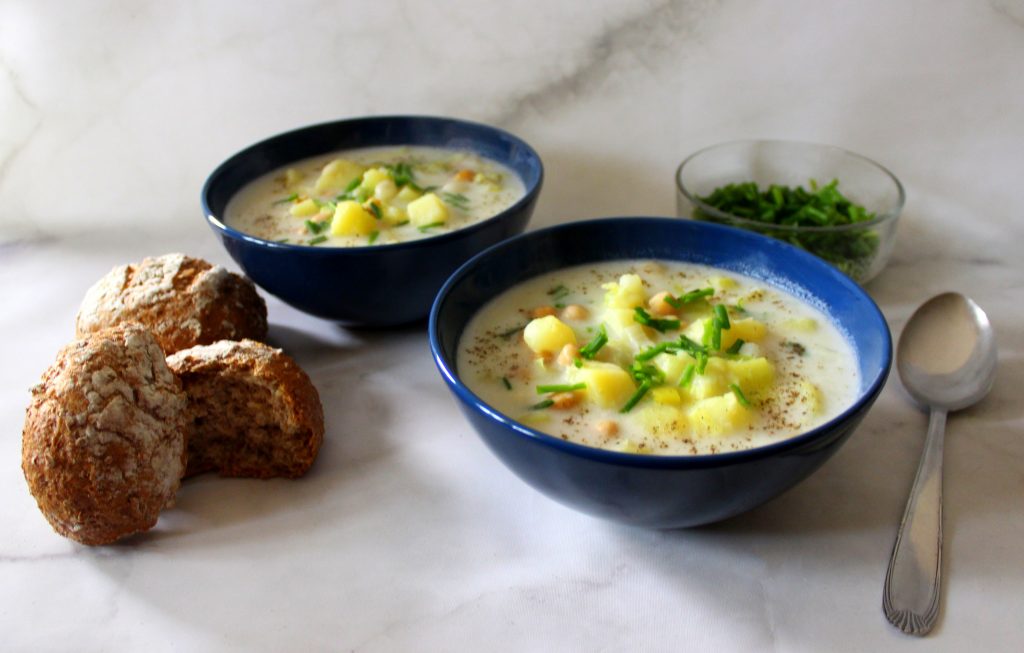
[429,217,891,528]
[202,115,543,326]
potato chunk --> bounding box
[315,159,365,194]
[570,361,634,409]
[523,315,577,355]
[407,192,449,227]
[289,198,319,217]
[602,274,646,309]
[687,393,750,437]
[330,201,377,237]
[720,318,767,350]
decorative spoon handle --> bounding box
[883,408,947,635]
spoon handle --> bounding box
[883,408,947,635]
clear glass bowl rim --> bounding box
[675,139,906,234]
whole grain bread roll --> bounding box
[22,324,188,545]
[167,340,324,479]
[76,253,267,354]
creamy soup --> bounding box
[225,146,526,247]
[457,260,859,455]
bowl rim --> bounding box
[675,138,906,233]
[200,114,544,254]
[429,216,892,470]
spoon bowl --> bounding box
[883,292,997,636]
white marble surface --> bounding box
[2,0,1023,650]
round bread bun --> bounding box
[167,340,324,479]
[75,253,268,354]
[22,324,188,545]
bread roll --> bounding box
[167,340,324,479]
[22,324,187,545]
[76,253,267,354]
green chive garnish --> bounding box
[368,231,379,245]
[665,287,713,308]
[368,202,382,219]
[636,341,676,361]
[678,363,696,388]
[499,323,526,340]
[305,219,328,235]
[501,377,512,390]
[633,307,680,333]
[530,399,555,410]
[696,351,709,374]
[726,338,745,355]
[417,221,446,232]
[620,380,651,413]
[730,383,751,407]
[547,284,570,301]
[536,382,586,394]
[441,192,470,209]
[273,193,298,205]
[714,304,731,330]
[308,235,328,245]
[579,324,608,359]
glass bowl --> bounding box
[676,140,904,284]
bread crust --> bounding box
[167,340,324,479]
[22,324,188,545]
[75,253,267,354]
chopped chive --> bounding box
[554,303,565,309]
[547,284,570,301]
[579,324,608,359]
[367,202,382,219]
[678,363,696,388]
[417,221,446,232]
[573,358,583,368]
[714,304,731,330]
[308,235,328,245]
[368,230,380,244]
[272,193,298,205]
[726,338,745,355]
[783,341,807,356]
[499,323,527,340]
[676,335,706,358]
[441,192,470,209]
[633,307,680,333]
[275,238,289,244]
[305,219,328,235]
[666,287,714,308]
[619,380,652,413]
[730,383,751,407]
[636,341,676,361]
[530,399,555,410]
[696,351,709,374]
[536,382,586,394]
[501,376,512,390]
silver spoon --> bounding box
[883,292,996,635]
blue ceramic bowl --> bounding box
[202,116,543,326]
[429,217,892,528]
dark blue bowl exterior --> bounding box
[430,217,891,528]
[202,116,543,325]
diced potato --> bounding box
[724,357,775,397]
[687,393,750,437]
[289,198,319,217]
[315,159,365,194]
[382,205,407,225]
[330,200,377,237]
[602,274,646,309]
[720,318,767,350]
[523,315,577,355]
[407,192,449,227]
[360,167,392,193]
[653,352,696,386]
[602,307,654,362]
[652,386,681,405]
[781,317,819,333]
[685,358,728,400]
[284,168,303,187]
[570,361,635,409]
[636,403,687,437]
[396,185,422,203]
[711,276,737,291]
[613,438,646,454]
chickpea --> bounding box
[530,305,557,318]
[594,420,619,437]
[648,291,677,316]
[562,304,589,320]
[375,179,398,202]
[557,343,580,366]
[551,392,580,409]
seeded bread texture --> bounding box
[75,253,267,354]
[167,340,324,479]
[21,324,188,545]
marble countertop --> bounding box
[2,0,1022,650]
